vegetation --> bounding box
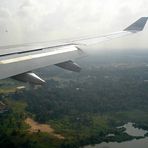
[1,51,148,147]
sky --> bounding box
[0,0,148,51]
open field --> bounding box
[25,117,64,139]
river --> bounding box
[85,122,148,148]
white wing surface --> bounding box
[0,17,147,84]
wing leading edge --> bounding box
[0,17,147,84]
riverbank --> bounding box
[85,137,148,148]
[85,122,148,148]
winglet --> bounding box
[124,17,148,32]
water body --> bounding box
[123,122,147,137]
[85,138,148,148]
[85,122,148,148]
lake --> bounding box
[85,122,148,148]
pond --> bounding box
[122,122,147,137]
[85,122,148,148]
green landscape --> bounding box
[1,50,148,148]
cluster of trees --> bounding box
[13,66,148,120]
[1,62,148,147]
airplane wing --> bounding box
[0,17,147,84]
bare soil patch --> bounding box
[25,118,64,139]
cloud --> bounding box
[0,0,148,49]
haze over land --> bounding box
[1,50,148,147]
